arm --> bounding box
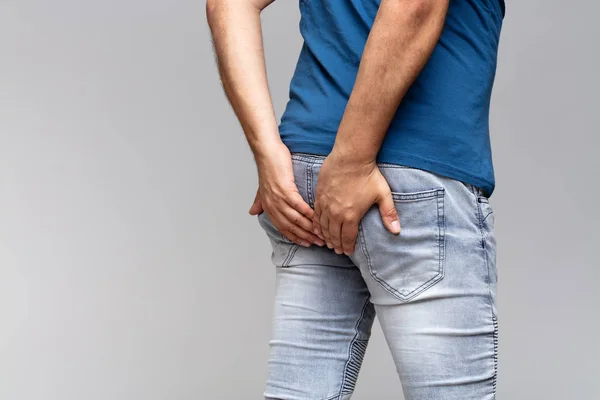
[314,0,449,255]
[206,0,324,247]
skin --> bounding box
[206,0,449,252]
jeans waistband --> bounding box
[290,152,486,198]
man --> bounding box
[207,0,504,398]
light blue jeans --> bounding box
[257,153,498,400]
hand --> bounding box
[249,143,325,247]
[313,151,400,255]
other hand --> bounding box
[249,143,325,247]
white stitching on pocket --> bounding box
[359,188,446,302]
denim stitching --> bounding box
[475,189,496,314]
[482,209,494,223]
[473,183,498,397]
[437,189,446,281]
[291,153,326,164]
[359,191,445,301]
[376,164,412,169]
[340,339,368,396]
[391,189,442,201]
[492,314,499,398]
[337,298,371,399]
[307,163,315,208]
[282,244,300,267]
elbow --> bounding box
[205,0,223,25]
[206,0,266,25]
[205,0,216,23]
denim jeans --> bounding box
[257,153,498,400]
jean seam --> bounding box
[358,192,445,301]
[307,162,315,208]
[336,298,371,399]
[281,244,300,267]
[473,184,498,397]
[492,314,499,398]
[475,189,496,317]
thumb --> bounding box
[248,190,264,215]
[377,191,400,234]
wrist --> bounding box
[330,143,377,168]
[253,140,290,171]
[252,137,286,160]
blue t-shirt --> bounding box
[279,0,505,196]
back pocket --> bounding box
[358,188,446,301]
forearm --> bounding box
[332,0,449,163]
[206,0,280,160]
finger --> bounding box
[281,230,310,248]
[282,206,325,246]
[284,193,324,242]
[377,191,401,234]
[312,202,325,240]
[274,212,323,247]
[319,210,333,249]
[286,191,314,220]
[268,209,310,247]
[328,211,344,254]
[341,219,359,255]
[248,190,263,215]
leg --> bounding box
[352,166,498,400]
[258,212,376,400]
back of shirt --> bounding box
[279,0,505,196]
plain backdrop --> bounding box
[1,0,598,399]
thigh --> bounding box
[352,165,498,400]
[265,259,375,400]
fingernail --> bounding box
[315,239,325,247]
[300,240,311,247]
[344,249,353,256]
[327,243,334,249]
[391,220,400,233]
[334,248,343,255]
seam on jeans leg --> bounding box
[475,192,493,303]
[474,187,498,397]
[492,314,498,398]
[337,298,371,399]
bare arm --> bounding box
[333,0,449,162]
[206,0,279,157]
[314,0,449,255]
[206,0,325,247]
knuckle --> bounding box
[383,207,398,218]
[343,211,355,221]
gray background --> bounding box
[1,0,598,399]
